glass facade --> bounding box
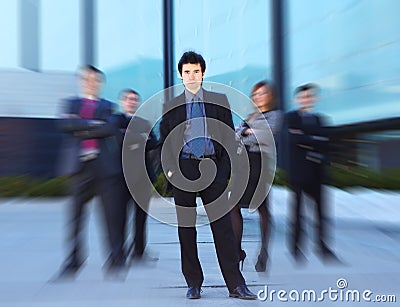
[0,0,399,176]
[97,0,164,104]
[173,0,272,120]
[41,0,81,71]
[286,0,400,125]
[0,0,399,124]
[0,1,19,69]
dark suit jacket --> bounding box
[285,110,329,186]
[57,97,120,178]
[159,89,236,184]
[110,113,158,185]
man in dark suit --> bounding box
[57,65,122,279]
[110,88,158,264]
[159,51,256,300]
[285,83,336,262]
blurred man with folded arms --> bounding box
[285,83,337,263]
[56,65,122,279]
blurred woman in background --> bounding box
[231,80,282,272]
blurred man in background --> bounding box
[110,88,158,265]
[285,83,337,263]
[56,65,122,279]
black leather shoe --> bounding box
[292,248,307,264]
[229,285,257,300]
[320,247,341,263]
[130,251,159,264]
[54,262,81,281]
[186,286,201,299]
[104,264,127,281]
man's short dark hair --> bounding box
[178,51,206,75]
[80,64,105,82]
[252,80,275,98]
[294,83,318,96]
[119,88,140,100]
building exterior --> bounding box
[0,0,399,177]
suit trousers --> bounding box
[120,178,152,257]
[65,159,123,266]
[172,158,245,292]
[290,183,328,252]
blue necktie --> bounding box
[188,97,206,157]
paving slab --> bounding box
[0,187,399,306]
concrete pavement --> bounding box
[0,186,399,306]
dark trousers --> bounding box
[65,159,123,266]
[231,151,272,256]
[121,179,151,257]
[290,183,328,252]
[173,158,245,292]
[237,151,269,207]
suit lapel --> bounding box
[93,99,104,119]
[123,113,131,128]
[71,98,82,115]
[203,90,217,119]
[295,111,303,127]
[174,92,187,124]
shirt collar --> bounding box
[81,95,99,101]
[185,88,204,103]
[299,109,312,116]
[124,112,134,118]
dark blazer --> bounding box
[285,110,329,186]
[159,89,236,183]
[110,113,158,184]
[58,97,120,177]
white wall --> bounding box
[0,70,77,118]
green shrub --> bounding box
[271,166,399,191]
[153,172,173,197]
[25,176,69,197]
[0,175,31,197]
[0,166,398,198]
[0,175,69,197]
[327,166,400,190]
[273,168,288,187]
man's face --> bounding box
[296,89,316,112]
[252,85,272,110]
[81,70,102,98]
[180,63,204,93]
[121,93,139,114]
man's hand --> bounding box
[289,128,304,135]
[243,128,254,135]
[62,113,80,119]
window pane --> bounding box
[286,0,400,125]
[41,0,80,72]
[0,1,19,69]
[173,0,272,120]
[97,0,163,108]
